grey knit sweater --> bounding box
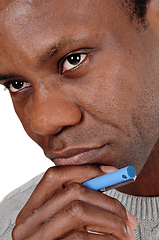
[0,173,159,240]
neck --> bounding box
[118,141,159,197]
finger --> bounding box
[62,231,118,240]
[16,165,104,223]
[99,165,118,174]
[126,211,137,230]
[19,201,135,240]
[13,182,131,239]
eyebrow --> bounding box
[0,74,22,82]
[0,46,59,81]
[38,44,59,65]
[37,36,92,66]
[0,47,59,81]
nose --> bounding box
[30,88,82,136]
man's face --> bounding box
[0,0,159,175]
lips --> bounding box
[49,145,107,166]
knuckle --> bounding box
[66,200,85,218]
[12,220,31,240]
[112,198,122,209]
[115,217,128,238]
[12,227,16,240]
[44,167,57,181]
[12,224,21,240]
[112,198,127,217]
[65,182,83,196]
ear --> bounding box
[147,0,159,38]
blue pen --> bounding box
[82,166,136,191]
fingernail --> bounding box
[99,165,118,174]
[127,211,138,230]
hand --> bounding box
[12,165,137,240]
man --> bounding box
[0,0,159,239]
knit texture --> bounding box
[0,174,43,240]
[106,190,159,239]
[0,173,159,239]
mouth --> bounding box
[49,145,108,166]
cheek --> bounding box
[72,59,159,151]
[74,70,134,128]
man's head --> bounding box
[0,0,159,191]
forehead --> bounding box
[0,0,123,39]
[0,0,130,73]
[0,0,123,20]
[0,0,129,39]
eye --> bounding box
[4,80,31,93]
[62,53,87,74]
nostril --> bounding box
[53,127,63,135]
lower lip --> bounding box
[53,146,106,166]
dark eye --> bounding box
[5,81,31,93]
[62,53,87,73]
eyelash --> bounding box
[4,80,31,93]
[61,52,88,74]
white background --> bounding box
[0,85,53,201]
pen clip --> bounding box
[100,176,137,192]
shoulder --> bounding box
[0,173,44,239]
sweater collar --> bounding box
[104,189,159,220]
